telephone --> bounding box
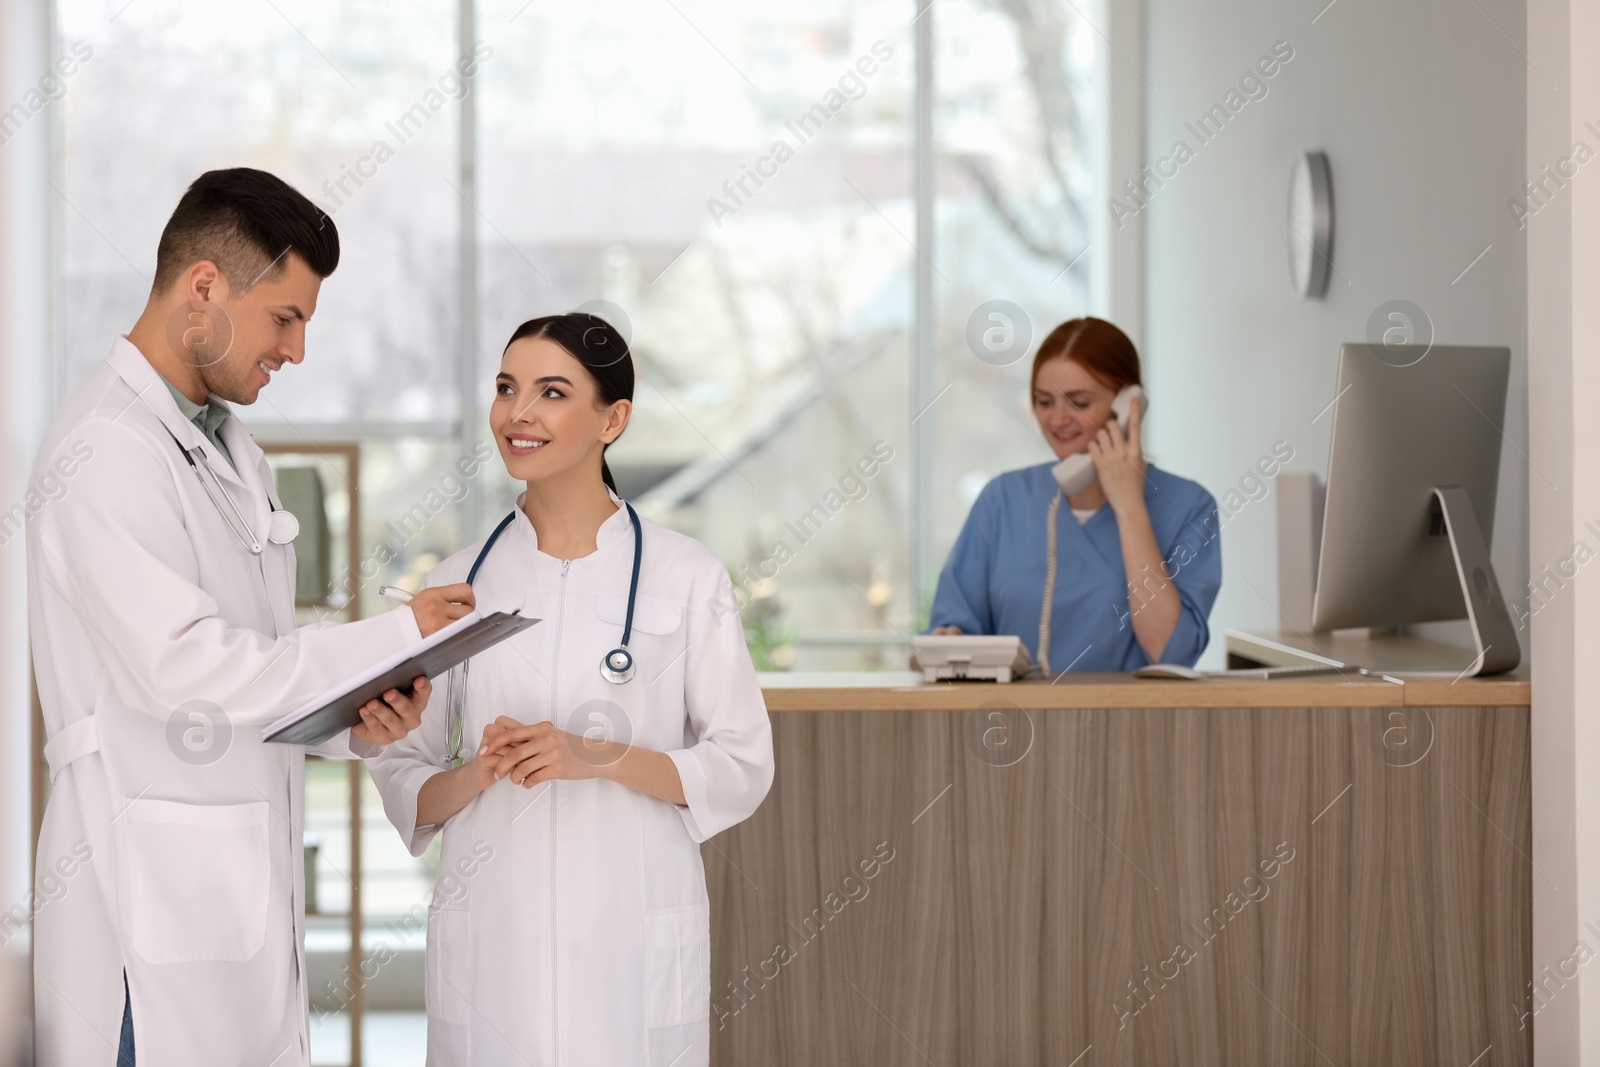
[1050,385,1146,496]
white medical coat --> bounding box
[368,493,774,1066]
[26,338,424,1066]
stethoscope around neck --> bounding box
[163,426,299,553]
[441,501,643,766]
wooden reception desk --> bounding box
[706,668,1533,1067]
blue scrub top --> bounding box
[928,462,1222,670]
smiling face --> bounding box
[1031,356,1121,459]
[490,336,631,485]
[176,253,322,405]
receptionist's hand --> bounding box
[1089,393,1149,513]
[913,625,963,667]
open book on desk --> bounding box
[263,604,541,747]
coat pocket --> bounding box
[116,798,271,964]
[643,902,711,1029]
[595,592,684,635]
[426,904,472,1026]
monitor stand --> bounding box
[1230,487,1522,678]
[1430,486,1521,675]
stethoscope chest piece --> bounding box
[268,509,300,546]
[600,647,636,685]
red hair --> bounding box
[1030,317,1142,393]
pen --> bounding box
[378,585,414,604]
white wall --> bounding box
[1134,0,1529,666]
[1527,0,1598,1061]
[1137,1,1600,1061]
[1,0,52,1054]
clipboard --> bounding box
[263,609,541,746]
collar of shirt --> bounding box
[159,375,236,470]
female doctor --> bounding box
[369,313,774,1066]
[928,317,1221,670]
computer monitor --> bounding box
[1311,343,1519,675]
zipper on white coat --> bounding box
[548,557,570,1061]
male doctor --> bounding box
[26,168,473,1066]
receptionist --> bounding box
[928,317,1221,671]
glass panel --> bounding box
[304,758,356,917]
[335,436,514,622]
[476,0,917,670]
[55,0,461,425]
[930,0,1106,567]
[266,448,365,1065]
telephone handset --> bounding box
[1050,385,1146,496]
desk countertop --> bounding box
[755,668,1531,711]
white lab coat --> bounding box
[26,338,425,1066]
[368,493,774,1066]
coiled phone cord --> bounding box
[1037,490,1063,675]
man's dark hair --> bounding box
[152,168,339,295]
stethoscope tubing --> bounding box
[618,503,643,650]
[444,500,643,765]
[163,425,298,555]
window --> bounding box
[931,0,1106,581]
[57,0,1107,665]
[51,0,1108,1061]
